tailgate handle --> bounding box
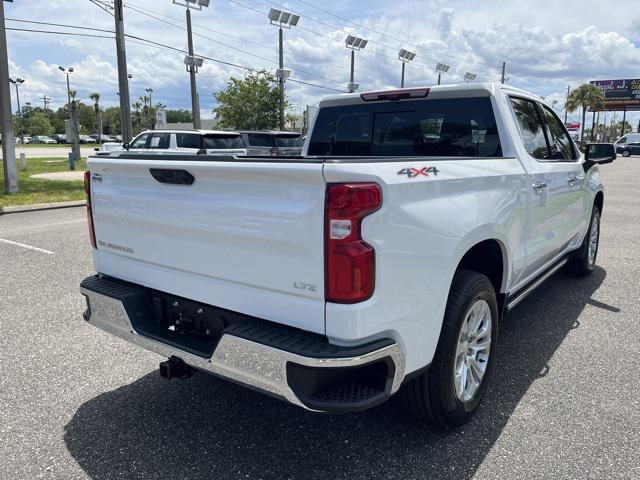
[149,168,195,185]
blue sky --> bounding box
[5,0,640,128]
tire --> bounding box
[400,270,498,428]
[565,206,600,276]
[622,150,631,157]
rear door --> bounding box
[87,156,327,334]
[509,96,574,278]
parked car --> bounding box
[616,142,640,157]
[27,135,57,144]
[81,83,614,427]
[78,135,96,144]
[50,134,67,144]
[108,130,247,156]
[614,133,640,149]
[239,131,304,156]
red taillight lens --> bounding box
[325,183,381,303]
[84,171,97,249]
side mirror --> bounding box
[585,143,616,165]
[122,142,130,150]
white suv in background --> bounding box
[106,130,247,156]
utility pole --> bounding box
[621,108,627,137]
[1,0,18,193]
[114,0,133,142]
[59,66,80,163]
[500,62,506,84]
[9,78,25,145]
[590,110,596,142]
[564,85,570,124]
[39,94,51,110]
[278,26,285,130]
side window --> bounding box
[130,133,149,149]
[148,133,170,149]
[618,136,627,144]
[539,105,577,161]
[176,133,202,149]
[509,97,549,160]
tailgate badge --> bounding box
[294,282,317,292]
[91,173,103,183]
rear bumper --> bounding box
[80,276,405,412]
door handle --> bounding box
[532,182,548,193]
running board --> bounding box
[506,258,567,311]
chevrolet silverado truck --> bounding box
[80,83,615,427]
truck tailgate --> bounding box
[86,157,326,334]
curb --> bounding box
[0,200,86,215]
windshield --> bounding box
[245,133,274,147]
[275,135,303,148]
[308,97,501,157]
[202,135,244,149]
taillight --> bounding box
[84,171,97,249]
[325,183,381,303]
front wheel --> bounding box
[566,206,600,276]
[622,150,631,157]
[400,270,498,428]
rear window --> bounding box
[275,135,303,148]
[308,97,501,157]
[176,133,202,149]
[202,134,244,149]
[246,133,274,147]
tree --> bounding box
[166,109,192,123]
[214,70,285,130]
[89,92,102,141]
[28,111,54,136]
[102,106,121,135]
[565,84,605,144]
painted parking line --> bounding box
[0,237,54,255]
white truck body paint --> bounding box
[86,82,604,376]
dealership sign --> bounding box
[590,79,640,110]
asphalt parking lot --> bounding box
[1,158,639,480]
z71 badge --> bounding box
[397,167,440,178]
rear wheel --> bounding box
[400,270,498,428]
[622,150,631,157]
[566,206,600,276]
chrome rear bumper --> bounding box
[80,277,405,412]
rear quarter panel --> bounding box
[323,157,528,374]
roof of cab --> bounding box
[318,82,545,107]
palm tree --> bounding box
[89,92,102,142]
[565,84,605,145]
[132,101,142,134]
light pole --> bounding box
[173,0,211,130]
[58,66,74,111]
[435,63,450,85]
[345,35,367,93]
[398,49,416,88]
[1,0,18,193]
[58,65,81,164]
[9,77,24,145]
[268,8,299,131]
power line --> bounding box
[123,2,346,86]
[5,16,346,92]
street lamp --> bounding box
[58,66,74,109]
[9,77,25,145]
[58,65,80,163]
[173,0,212,130]
[464,72,477,82]
[398,48,416,88]
[435,62,450,85]
[345,35,367,93]
[268,7,299,131]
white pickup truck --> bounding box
[80,83,615,428]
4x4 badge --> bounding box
[397,167,440,178]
